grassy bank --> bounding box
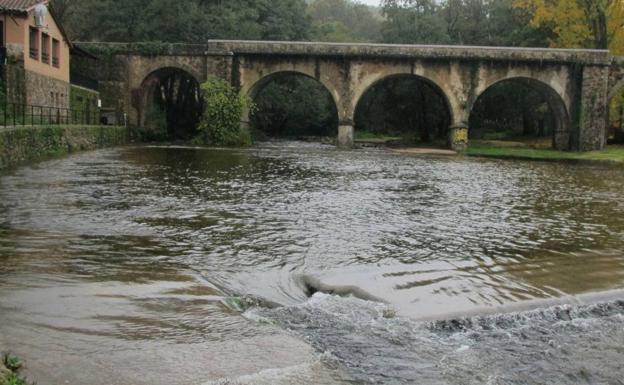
[0,125,128,170]
[467,142,624,163]
[355,131,449,148]
[1,354,29,385]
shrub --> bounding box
[194,76,252,147]
[139,106,168,142]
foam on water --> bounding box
[246,293,624,385]
[204,353,353,385]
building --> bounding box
[0,0,74,109]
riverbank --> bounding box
[0,125,128,170]
[377,135,624,165]
[0,353,28,385]
[466,142,624,164]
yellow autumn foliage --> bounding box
[514,0,624,55]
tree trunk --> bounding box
[418,86,430,142]
[593,10,609,49]
[578,0,610,49]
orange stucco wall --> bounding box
[2,8,70,83]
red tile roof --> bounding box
[0,0,47,13]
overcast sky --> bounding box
[356,0,382,6]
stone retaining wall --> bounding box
[0,125,128,169]
[24,70,71,109]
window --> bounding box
[0,21,4,47]
[52,39,60,67]
[29,27,39,60]
[41,34,50,64]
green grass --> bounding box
[2,373,29,385]
[467,142,624,163]
[354,131,450,148]
[354,131,402,141]
[2,354,30,385]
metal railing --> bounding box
[0,102,101,127]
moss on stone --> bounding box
[0,125,128,170]
[70,85,100,118]
[78,42,206,57]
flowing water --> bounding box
[1,142,624,384]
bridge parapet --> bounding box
[75,42,219,57]
[207,40,611,66]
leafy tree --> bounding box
[251,75,338,137]
[53,0,310,42]
[514,0,624,52]
[308,0,382,42]
[355,76,450,143]
[381,0,549,46]
[381,0,450,44]
[470,81,554,140]
[196,77,252,146]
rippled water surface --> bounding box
[1,143,624,384]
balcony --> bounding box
[29,48,38,60]
[52,57,59,68]
[42,52,49,64]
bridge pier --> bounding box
[337,122,355,149]
[449,125,469,152]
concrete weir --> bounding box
[76,40,624,152]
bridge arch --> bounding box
[353,73,454,144]
[243,70,340,138]
[469,77,572,150]
[138,66,203,140]
[608,80,624,141]
[244,70,340,110]
[352,71,456,126]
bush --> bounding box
[140,107,168,142]
[194,77,252,147]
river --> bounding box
[0,142,623,384]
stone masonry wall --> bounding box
[3,62,27,105]
[24,70,71,108]
[577,65,610,151]
[0,125,128,169]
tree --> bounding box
[381,0,450,44]
[251,75,338,137]
[380,0,549,47]
[196,77,252,146]
[514,0,624,53]
[55,0,310,42]
[308,0,382,42]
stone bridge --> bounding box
[78,40,624,151]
